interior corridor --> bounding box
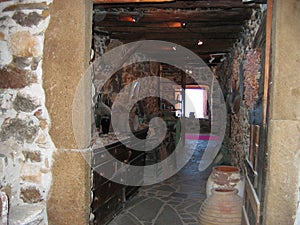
[107,139,213,225]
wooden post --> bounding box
[262,0,273,126]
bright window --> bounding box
[185,88,207,118]
[174,85,208,118]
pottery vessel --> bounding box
[198,188,242,225]
[206,165,244,198]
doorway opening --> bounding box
[184,85,208,119]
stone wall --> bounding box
[92,36,162,133]
[216,6,266,169]
[92,35,211,130]
[0,0,54,223]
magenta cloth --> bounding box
[185,133,220,140]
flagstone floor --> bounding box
[108,139,213,225]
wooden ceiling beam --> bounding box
[94,0,174,3]
[94,25,243,33]
[102,41,233,53]
[92,1,253,67]
[94,8,252,23]
[105,32,240,40]
[94,0,259,9]
[93,20,244,27]
[101,34,237,45]
[143,43,232,52]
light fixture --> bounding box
[118,12,144,23]
[197,40,203,46]
[166,22,182,28]
[118,16,136,22]
[184,69,192,74]
[132,14,143,23]
[181,22,187,28]
[209,55,215,63]
[242,0,254,3]
[220,55,227,62]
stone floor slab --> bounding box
[155,205,183,225]
[107,139,213,225]
[153,184,176,192]
[110,214,142,225]
[169,192,188,199]
[129,197,163,222]
[185,202,202,214]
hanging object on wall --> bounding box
[232,49,240,82]
[243,48,261,109]
[226,93,239,115]
[150,61,159,76]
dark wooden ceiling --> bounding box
[93,0,263,66]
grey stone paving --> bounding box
[155,205,183,225]
[107,139,213,225]
[129,198,163,222]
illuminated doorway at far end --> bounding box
[185,88,207,118]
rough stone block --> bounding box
[39,119,48,130]
[20,162,43,183]
[12,11,44,27]
[47,149,91,225]
[0,41,12,66]
[12,56,40,70]
[270,0,300,121]
[265,119,300,225]
[22,151,42,163]
[0,117,39,143]
[9,31,42,58]
[0,32,5,40]
[13,93,40,112]
[20,186,43,203]
[3,3,49,12]
[0,66,37,89]
[9,203,47,225]
[0,153,8,181]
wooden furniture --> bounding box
[144,119,178,180]
[91,129,148,225]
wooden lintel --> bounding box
[94,0,259,9]
[94,25,243,33]
[94,8,252,23]
[106,32,239,40]
[94,0,174,3]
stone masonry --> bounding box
[0,0,54,224]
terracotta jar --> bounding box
[198,188,242,225]
[206,165,244,198]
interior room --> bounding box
[0,0,299,225]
